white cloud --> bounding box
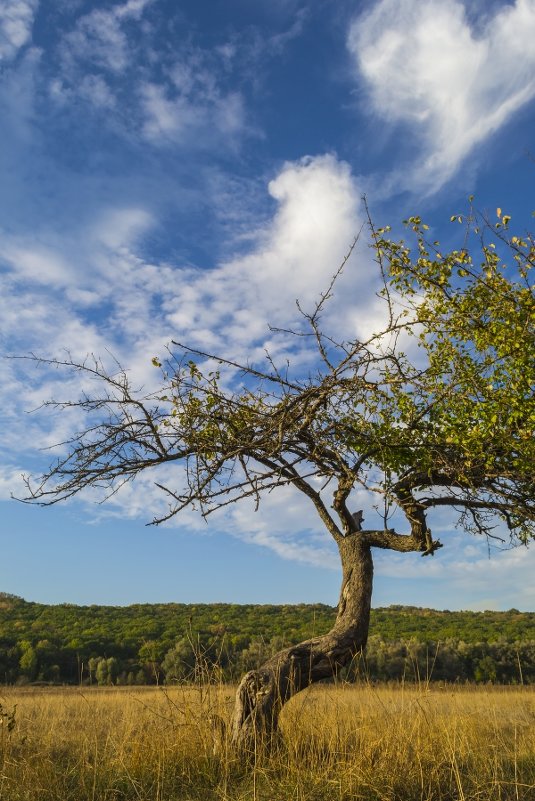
[64,14,128,73]
[61,0,153,75]
[52,8,249,150]
[140,82,201,141]
[90,464,341,569]
[348,0,535,191]
[164,153,369,357]
[375,533,535,611]
[114,0,153,20]
[228,484,340,570]
[139,78,246,148]
[0,0,38,62]
[1,242,73,287]
[79,74,116,109]
[93,207,153,250]
[0,465,27,500]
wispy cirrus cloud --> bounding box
[59,0,153,74]
[348,0,535,192]
[49,0,251,151]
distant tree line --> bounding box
[1,593,534,685]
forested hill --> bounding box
[2,593,534,646]
[1,593,534,685]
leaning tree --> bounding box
[18,206,535,752]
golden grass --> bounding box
[1,683,534,800]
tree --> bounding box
[88,656,100,685]
[161,638,196,683]
[18,641,38,682]
[95,658,109,686]
[18,205,535,752]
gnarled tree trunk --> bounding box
[229,532,373,753]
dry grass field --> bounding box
[1,682,534,801]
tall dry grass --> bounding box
[1,682,534,800]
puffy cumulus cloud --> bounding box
[0,0,38,62]
[348,0,535,191]
[165,153,370,359]
[42,155,366,392]
[265,155,358,295]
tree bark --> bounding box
[229,532,373,754]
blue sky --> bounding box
[1,0,535,610]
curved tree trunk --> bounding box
[229,533,373,754]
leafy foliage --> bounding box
[369,208,535,541]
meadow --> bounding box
[1,682,534,801]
